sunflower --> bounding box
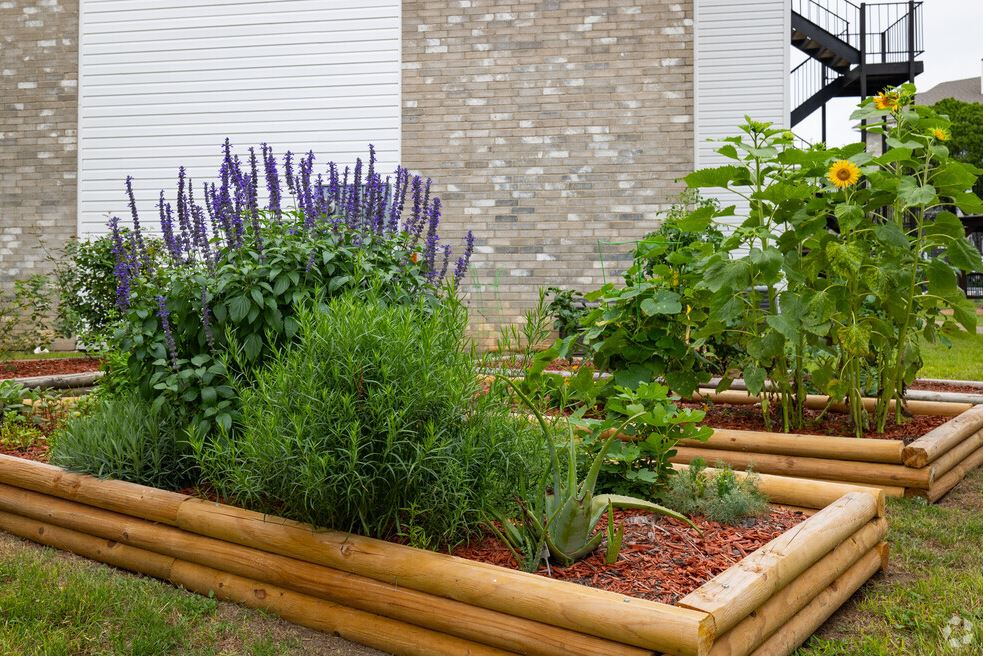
[873,91,900,112]
[827,160,861,189]
[930,127,951,141]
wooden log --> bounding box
[670,446,934,489]
[679,428,904,464]
[6,371,104,389]
[669,463,885,515]
[751,545,886,655]
[922,448,984,503]
[901,405,984,467]
[172,498,713,655]
[710,519,887,655]
[699,377,982,405]
[0,454,712,654]
[677,492,878,637]
[0,510,505,656]
[925,430,983,478]
[0,454,189,525]
[0,483,643,656]
[691,390,974,417]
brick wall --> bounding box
[0,0,77,288]
[402,0,694,346]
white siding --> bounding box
[78,0,402,236]
[694,0,790,223]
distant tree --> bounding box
[932,97,983,198]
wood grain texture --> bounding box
[677,492,878,636]
[902,405,984,467]
[679,428,904,464]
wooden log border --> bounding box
[666,403,983,501]
[0,454,886,656]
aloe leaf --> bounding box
[592,493,700,532]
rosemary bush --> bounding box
[194,294,545,549]
[50,393,189,489]
[663,459,768,525]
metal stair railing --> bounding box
[791,57,842,113]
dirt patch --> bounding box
[909,381,983,394]
[0,357,102,380]
[454,507,804,604]
[0,439,50,462]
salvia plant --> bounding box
[108,142,475,437]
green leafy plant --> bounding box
[492,287,554,370]
[0,275,55,356]
[491,377,697,570]
[49,393,189,489]
[193,293,544,549]
[545,287,589,341]
[676,85,981,434]
[0,412,44,450]
[663,459,768,525]
[0,381,34,416]
[590,382,713,500]
[930,97,983,197]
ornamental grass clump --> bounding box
[193,293,545,550]
[108,142,474,437]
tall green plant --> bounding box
[194,294,544,549]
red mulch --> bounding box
[453,508,805,604]
[682,401,949,443]
[0,357,102,380]
[908,381,982,394]
[0,440,50,462]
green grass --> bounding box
[800,469,984,655]
[919,326,983,381]
[0,533,375,655]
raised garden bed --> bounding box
[673,390,983,502]
[0,357,102,381]
[0,453,887,655]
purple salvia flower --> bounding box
[158,191,180,260]
[203,181,220,238]
[407,175,422,234]
[423,196,441,278]
[439,244,452,280]
[125,176,150,269]
[248,147,263,255]
[389,166,408,233]
[453,230,475,289]
[156,295,179,370]
[328,161,339,211]
[176,167,193,260]
[263,143,281,215]
[201,287,215,352]
[284,150,295,196]
[108,216,133,310]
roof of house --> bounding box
[916,77,983,105]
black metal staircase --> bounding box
[791,1,924,136]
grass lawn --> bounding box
[801,468,983,656]
[919,327,983,381]
[0,532,378,656]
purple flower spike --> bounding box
[108,216,134,310]
[156,295,179,369]
[453,230,475,289]
[423,196,441,278]
[263,143,281,215]
[283,150,295,195]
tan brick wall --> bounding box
[0,0,77,287]
[402,0,694,346]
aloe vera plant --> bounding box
[492,376,697,569]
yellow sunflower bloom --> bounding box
[930,127,951,141]
[873,92,900,112]
[827,160,861,189]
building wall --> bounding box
[76,0,402,237]
[0,0,78,286]
[401,0,695,344]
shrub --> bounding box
[193,293,545,549]
[49,393,189,489]
[109,142,474,436]
[663,459,768,525]
[0,275,55,356]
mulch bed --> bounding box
[0,357,102,380]
[454,508,805,605]
[0,440,50,463]
[682,401,949,443]
[908,381,982,394]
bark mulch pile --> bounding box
[0,357,102,380]
[454,507,805,605]
[682,401,949,443]
[908,380,982,394]
[0,439,49,463]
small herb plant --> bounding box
[663,459,769,525]
[545,287,589,341]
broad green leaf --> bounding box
[640,291,682,316]
[874,223,910,250]
[897,177,937,208]
[743,365,767,395]
[227,295,250,323]
[926,259,957,295]
[684,165,748,189]
[676,205,715,232]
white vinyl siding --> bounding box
[77,0,402,237]
[694,0,790,226]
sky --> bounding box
[795,0,984,145]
